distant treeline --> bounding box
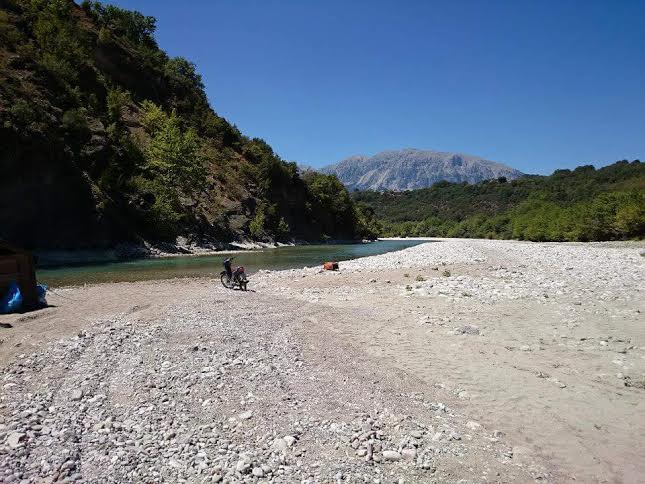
[353,161,644,241]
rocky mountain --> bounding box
[322,149,523,191]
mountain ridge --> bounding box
[323,148,523,191]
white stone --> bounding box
[401,448,417,460]
[382,450,401,462]
[6,432,25,449]
[466,421,481,431]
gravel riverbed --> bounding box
[1,239,643,483]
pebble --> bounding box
[6,432,25,449]
[466,421,481,431]
[272,438,288,452]
[5,240,618,483]
[401,448,417,460]
[454,325,480,335]
[382,450,402,462]
[236,458,251,473]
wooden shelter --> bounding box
[0,241,38,311]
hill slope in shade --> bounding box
[0,0,371,249]
[323,148,523,191]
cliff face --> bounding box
[323,148,523,191]
[0,0,364,249]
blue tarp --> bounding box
[0,281,22,314]
[37,283,48,306]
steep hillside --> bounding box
[353,160,644,241]
[323,148,523,191]
[0,0,374,250]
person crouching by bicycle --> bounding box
[223,257,234,281]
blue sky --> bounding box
[106,0,644,174]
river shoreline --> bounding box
[35,240,422,288]
[34,238,375,268]
[34,236,641,268]
[1,239,643,482]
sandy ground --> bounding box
[1,240,643,483]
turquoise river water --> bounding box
[37,239,426,287]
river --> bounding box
[38,239,426,287]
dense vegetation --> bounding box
[0,0,375,249]
[353,161,644,241]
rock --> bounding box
[6,432,26,449]
[272,438,288,452]
[512,445,533,457]
[252,467,264,477]
[283,435,296,447]
[70,389,83,401]
[236,458,251,474]
[421,460,435,471]
[454,324,480,335]
[410,430,423,439]
[382,450,401,462]
[365,442,374,461]
[466,421,481,431]
[401,448,417,460]
[238,411,253,420]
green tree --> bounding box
[85,2,157,49]
[140,102,204,193]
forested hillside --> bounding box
[353,161,644,241]
[0,0,375,250]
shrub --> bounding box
[9,99,36,126]
[0,11,21,47]
[249,209,266,239]
[107,88,131,123]
[277,217,290,239]
[62,109,91,143]
[98,26,111,44]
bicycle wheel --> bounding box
[220,273,233,289]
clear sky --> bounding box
[106,0,644,174]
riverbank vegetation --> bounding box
[353,160,644,241]
[0,0,376,249]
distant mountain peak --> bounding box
[322,148,523,191]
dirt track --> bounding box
[1,240,644,483]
